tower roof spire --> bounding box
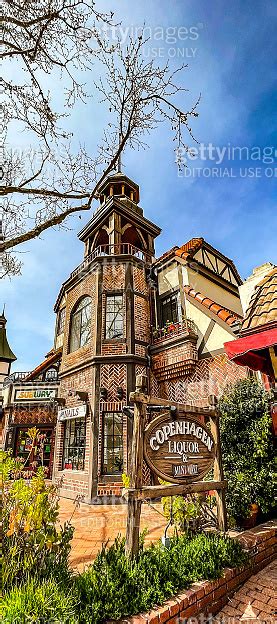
[0,309,17,363]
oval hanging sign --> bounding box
[144,412,215,484]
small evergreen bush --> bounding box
[75,533,248,623]
[1,579,79,623]
[219,379,276,524]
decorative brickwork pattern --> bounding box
[135,364,147,379]
[133,265,148,296]
[100,364,127,402]
[151,340,198,381]
[102,263,125,290]
[150,353,248,406]
[12,407,56,425]
[134,295,150,342]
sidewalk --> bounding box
[58,496,167,570]
[215,559,276,623]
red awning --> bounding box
[224,327,277,374]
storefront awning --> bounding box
[224,327,277,374]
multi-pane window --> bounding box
[102,412,123,474]
[160,293,180,326]
[63,418,86,470]
[69,296,92,352]
[105,294,124,339]
[57,308,66,335]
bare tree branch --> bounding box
[1,3,200,276]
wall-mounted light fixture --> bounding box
[100,387,108,401]
[116,387,124,400]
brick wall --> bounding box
[100,364,127,402]
[134,295,150,343]
[151,340,198,382]
[133,265,149,296]
[102,263,125,290]
[151,352,248,406]
[53,366,94,498]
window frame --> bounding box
[159,291,181,327]
[69,296,92,353]
[105,293,124,340]
[102,411,124,475]
[62,417,86,471]
[56,307,66,336]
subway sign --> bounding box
[14,388,57,402]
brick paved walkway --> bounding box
[215,560,276,623]
[58,497,167,570]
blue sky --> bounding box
[2,0,276,372]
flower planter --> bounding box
[242,503,259,529]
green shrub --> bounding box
[75,532,248,623]
[161,492,203,532]
[219,379,276,524]
[1,579,79,623]
[1,449,73,591]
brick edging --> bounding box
[109,520,276,624]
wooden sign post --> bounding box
[124,376,227,557]
[125,375,147,558]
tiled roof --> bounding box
[241,267,277,333]
[184,285,241,327]
[175,237,204,259]
[24,348,62,381]
[156,238,242,285]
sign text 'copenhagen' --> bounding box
[144,413,215,483]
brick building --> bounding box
[52,172,248,502]
[2,348,61,476]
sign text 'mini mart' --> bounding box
[144,413,215,483]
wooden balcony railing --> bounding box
[71,244,151,278]
[152,319,198,345]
